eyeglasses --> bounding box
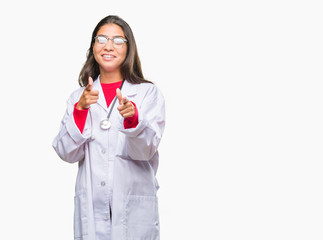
[94,35,127,49]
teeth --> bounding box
[103,55,114,58]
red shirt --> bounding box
[73,81,139,133]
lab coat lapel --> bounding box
[92,78,108,112]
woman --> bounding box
[52,15,165,240]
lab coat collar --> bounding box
[92,76,107,111]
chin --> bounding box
[100,65,122,74]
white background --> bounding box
[0,0,322,239]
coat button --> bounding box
[101,181,106,186]
[90,135,95,141]
[101,149,106,154]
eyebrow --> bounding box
[97,34,125,38]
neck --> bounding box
[99,70,123,84]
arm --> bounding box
[52,77,98,163]
[118,85,165,161]
[52,95,90,163]
[73,102,89,133]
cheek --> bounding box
[120,48,127,62]
[93,46,101,59]
[92,47,100,55]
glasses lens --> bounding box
[113,38,125,48]
[96,36,107,44]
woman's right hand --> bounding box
[76,77,99,110]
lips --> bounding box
[102,54,116,60]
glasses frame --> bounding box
[94,35,128,49]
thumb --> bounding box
[116,88,123,104]
[86,77,93,90]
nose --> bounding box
[104,39,114,51]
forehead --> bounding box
[97,23,125,37]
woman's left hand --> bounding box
[116,88,135,118]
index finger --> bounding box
[86,77,93,90]
[116,88,123,104]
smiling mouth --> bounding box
[102,54,115,59]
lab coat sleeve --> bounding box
[52,91,90,163]
[119,85,165,161]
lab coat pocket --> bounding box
[124,195,160,240]
[74,190,88,239]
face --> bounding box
[93,23,127,75]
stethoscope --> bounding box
[99,79,125,130]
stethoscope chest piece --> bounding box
[100,118,111,130]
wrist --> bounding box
[76,102,88,110]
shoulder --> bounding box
[127,81,164,99]
[135,82,165,105]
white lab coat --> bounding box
[52,78,165,240]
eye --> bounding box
[96,36,107,44]
[113,37,125,45]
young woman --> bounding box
[52,15,165,240]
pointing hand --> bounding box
[76,77,99,110]
[116,88,135,118]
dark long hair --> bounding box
[78,15,152,86]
